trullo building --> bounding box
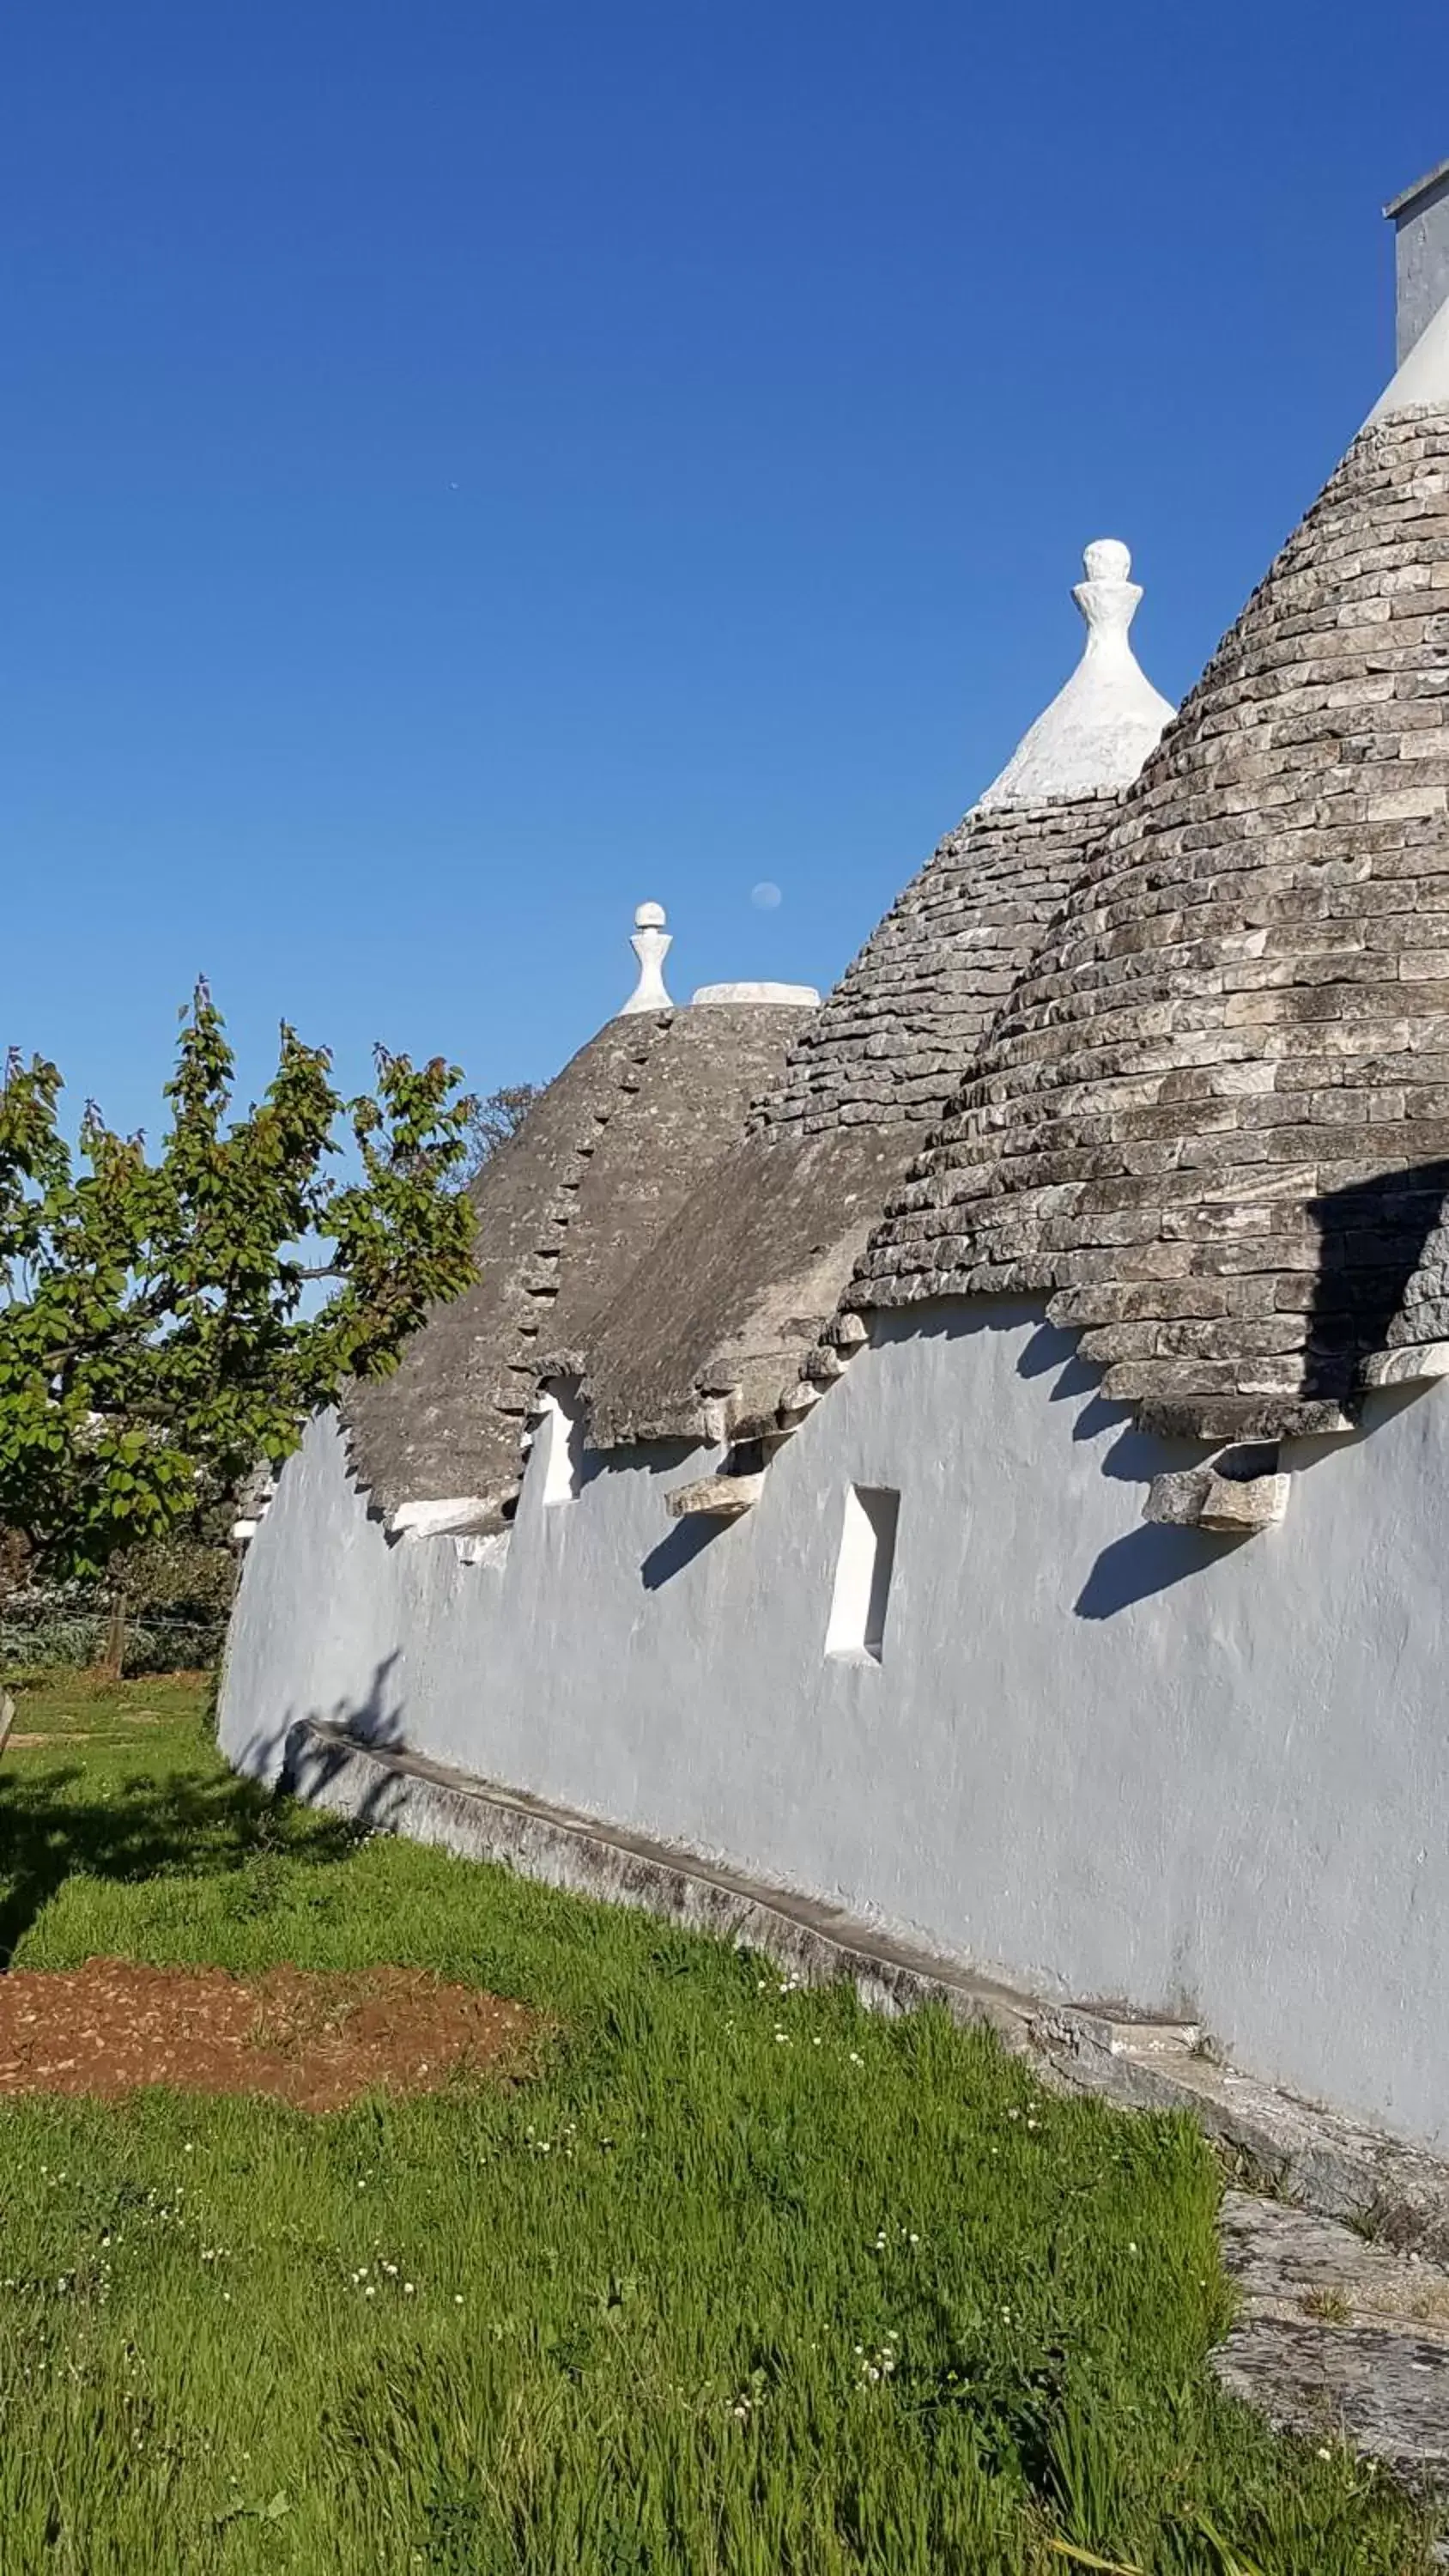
[221,166,1449,2159]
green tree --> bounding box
[0,987,477,1583]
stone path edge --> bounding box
[283,1719,1449,2260]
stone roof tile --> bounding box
[343,1000,806,1524]
[579,544,1173,1446]
[852,407,1449,1436]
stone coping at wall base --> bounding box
[1214,2191,1449,2506]
[665,1473,765,1522]
[282,1720,1449,2264]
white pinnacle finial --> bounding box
[619,901,674,1014]
[1075,539,1141,655]
[976,537,1175,810]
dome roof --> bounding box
[582,547,1175,1447]
[854,385,1449,1440]
[755,544,1173,1147]
[580,795,1127,1448]
[343,975,809,1527]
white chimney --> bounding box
[1386,160,1449,366]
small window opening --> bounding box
[539,1378,585,1506]
[825,1485,900,1664]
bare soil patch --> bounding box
[0,1958,541,2111]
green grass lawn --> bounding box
[0,1672,1439,2576]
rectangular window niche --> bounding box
[540,1381,585,1506]
[825,1485,900,1664]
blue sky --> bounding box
[5,3,1448,1137]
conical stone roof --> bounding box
[343,988,809,1528]
[854,374,1449,1440]
[580,547,1175,1447]
[754,544,1173,1145]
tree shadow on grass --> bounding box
[0,1753,361,1970]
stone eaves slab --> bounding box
[344,1004,804,1524]
[853,410,1449,1443]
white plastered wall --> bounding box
[219,1304,1449,2154]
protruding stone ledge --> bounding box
[666,1473,765,1522]
[1067,2002,1201,2057]
[1138,1398,1354,1443]
[1215,2192,1449,2504]
[1361,1341,1449,1388]
[802,1346,846,1384]
[777,1381,823,1421]
[1144,1466,1291,1534]
[386,1497,493,1541]
[825,1311,871,1352]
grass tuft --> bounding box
[0,1674,1440,2573]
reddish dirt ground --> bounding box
[0,1959,541,2112]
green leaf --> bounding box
[1044,2543,1145,2574]
[0,993,477,1583]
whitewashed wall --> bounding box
[219,1304,1449,2154]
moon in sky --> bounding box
[750,881,783,911]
